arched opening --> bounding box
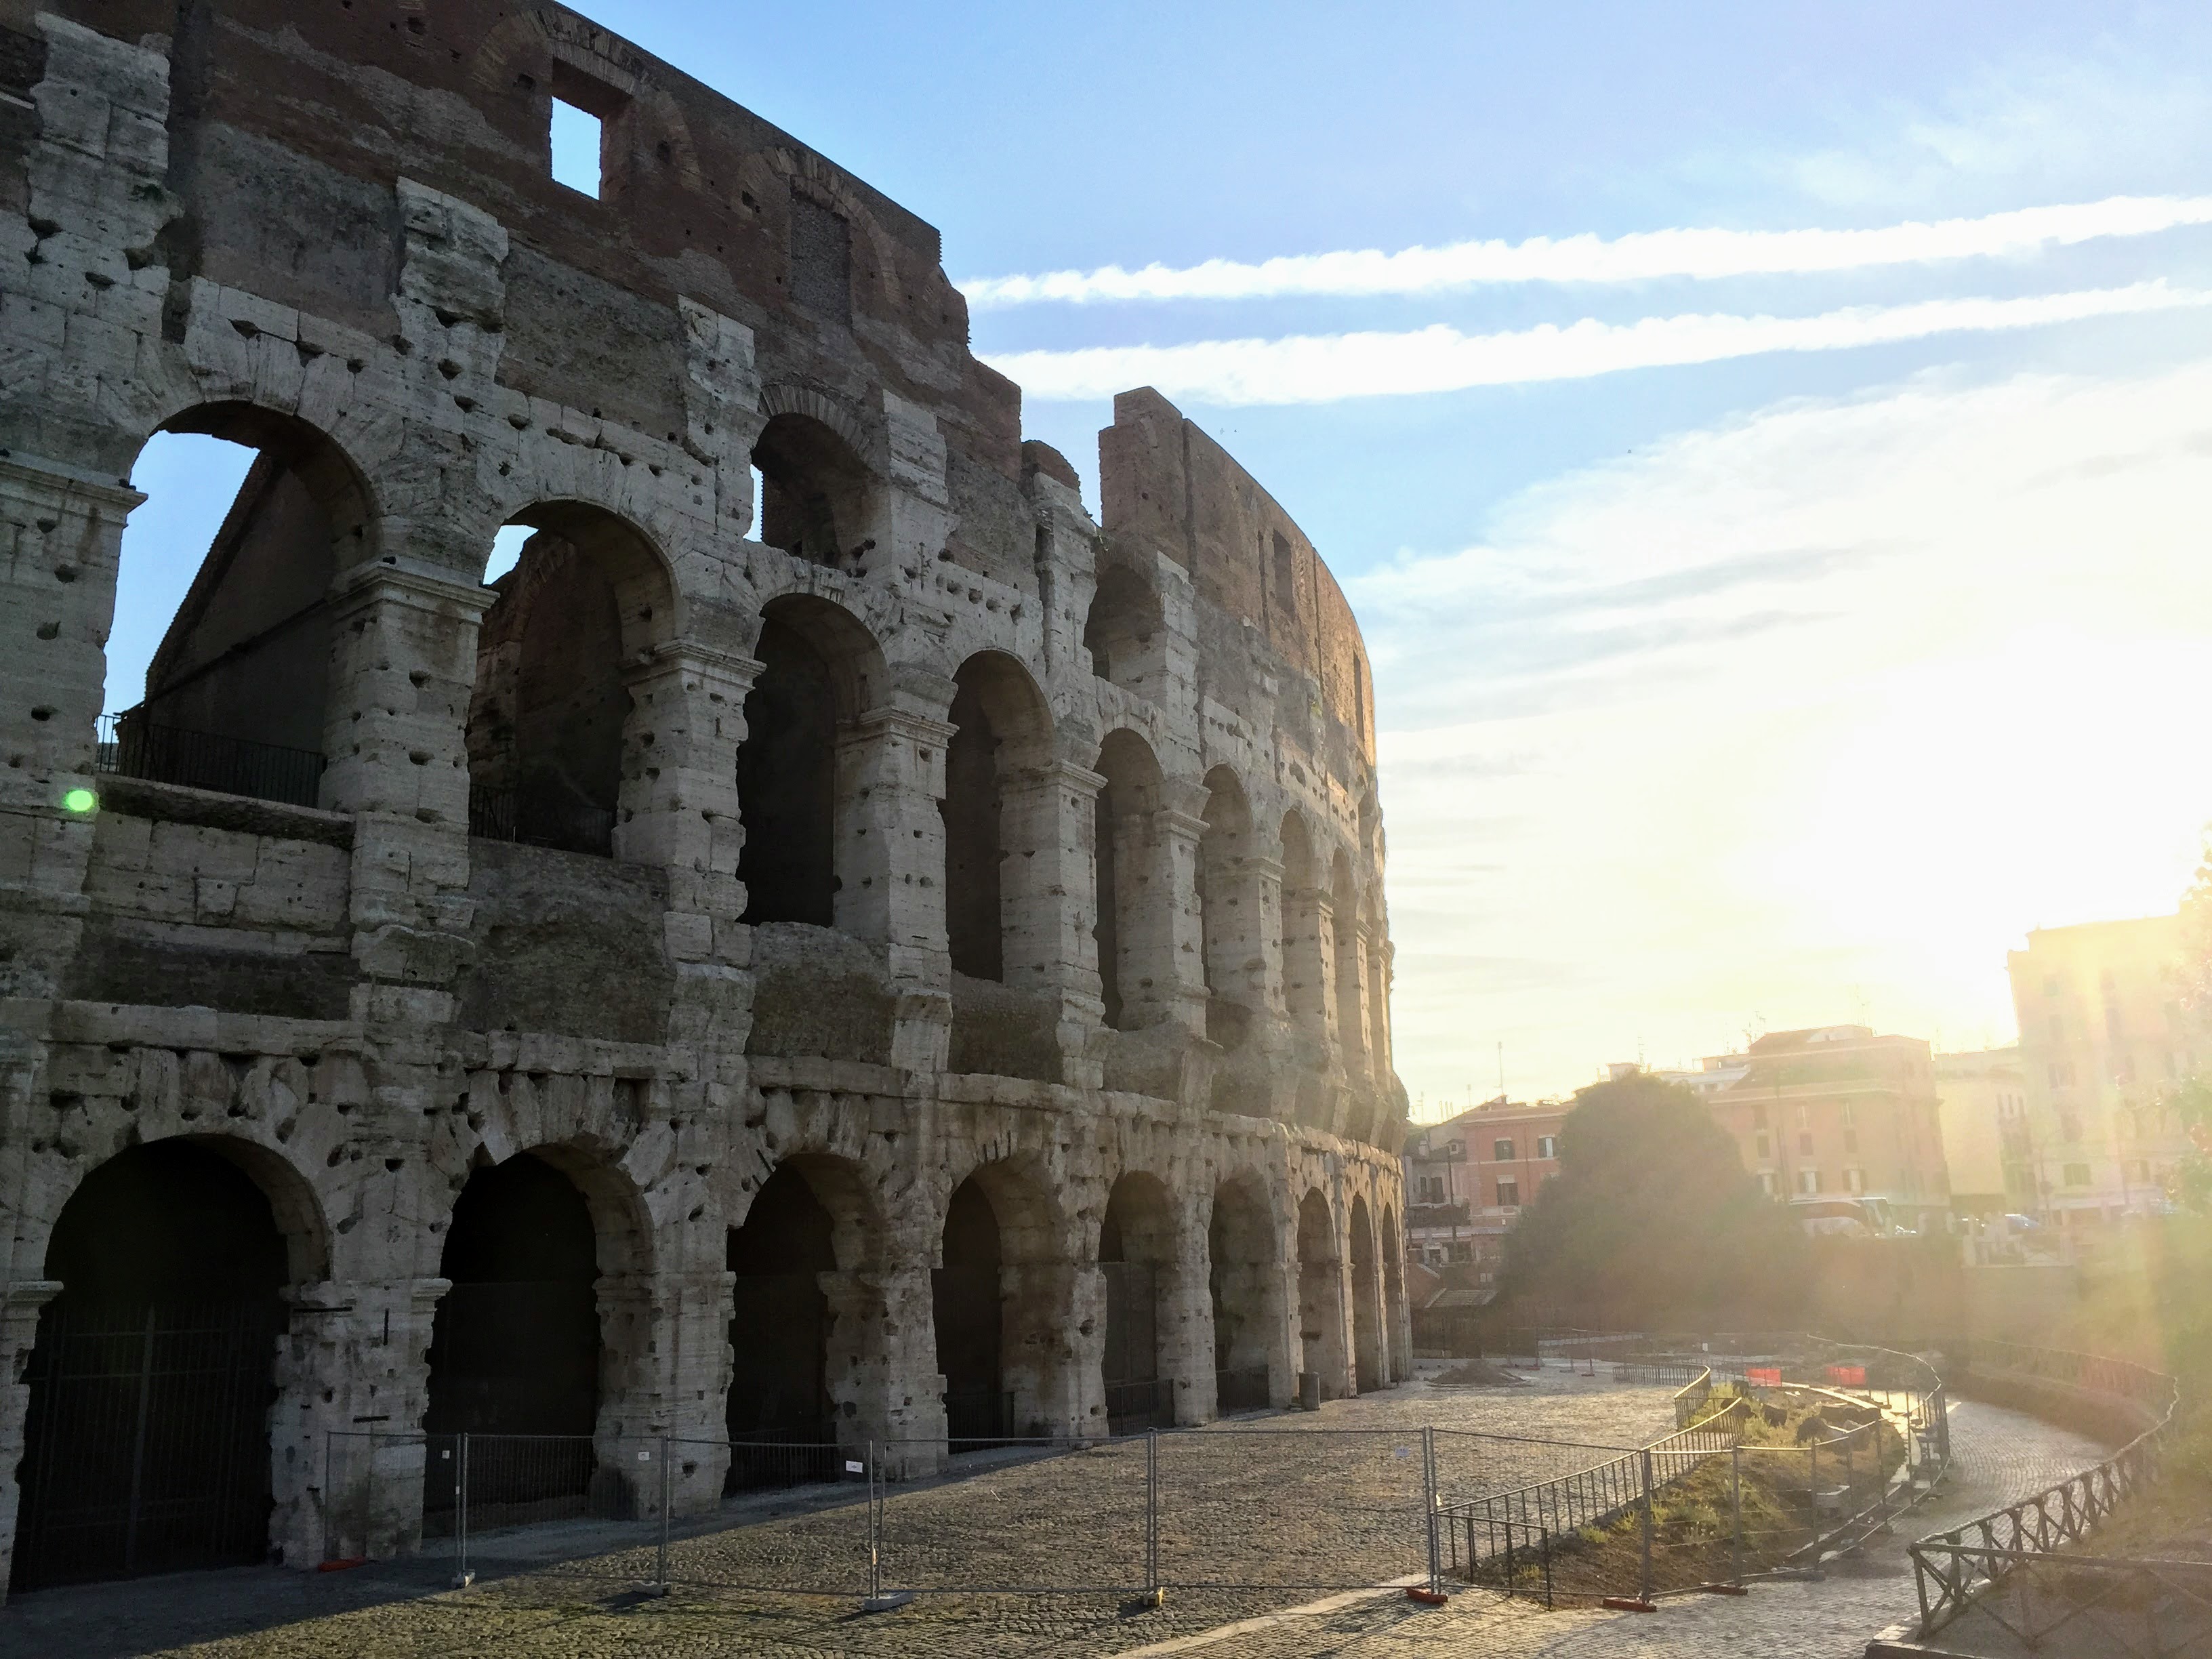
[1349,1195,1382,1394]
[98,405,373,808]
[942,653,1052,983]
[424,1153,602,1523]
[1208,1173,1278,1412]
[933,1176,1006,1446]
[1380,1206,1406,1386]
[1332,853,1367,1065]
[735,594,880,933]
[1198,766,1256,1050]
[726,1165,836,1489]
[751,412,877,571]
[1280,815,1330,1052]
[1099,1172,1174,1433]
[1294,1187,1347,1402]
[1094,729,1166,1031]
[14,1141,292,1591]
[1083,562,1166,692]
[468,506,671,857]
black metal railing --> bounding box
[1105,1378,1172,1435]
[944,1386,1018,1450]
[725,1431,843,1493]
[1216,1366,1270,1412]
[467,783,615,858]
[94,711,325,809]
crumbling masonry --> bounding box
[0,1,1407,1593]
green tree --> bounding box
[2163,835,2212,1210]
[1496,1071,1809,1324]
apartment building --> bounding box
[2007,914,2195,1226]
[1402,1100,1571,1283]
[1685,1026,1953,1231]
[1933,1046,2027,1215]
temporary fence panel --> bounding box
[1153,1426,1431,1592]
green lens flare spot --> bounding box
[62,787,97,814]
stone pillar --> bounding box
[0,1280,61,1593]
[1162,1215,1214,1427]
[1004,1258,1086,1440]
[1337,918,1374,1071]
[322,565,490,1017]
[0,458,141,1000]
[878,1243,949,1479]
[591,1255,734,1519]
[1368,934,1394,1086]
[1204,844,1281,1025]
[1155,790,1212,1038]
[999,759,1109,1080]
[836,697,955,1071]
[1282,883,1337,1054]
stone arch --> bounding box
[1207,1168,1282,1412]
[724,1153,887,1486]
[737,592,886,928]
[1279,813,1331,1054]
[933,1155,1072,1443]
[1348,1193,1382,1394]
[943,651,1054,983]
[104,403,383,808]
[1084,560,1166,694]
[751,407,880,569]
[1294,1185,1349,1401]
[12,1134,325,1590]
[1093,729,1168,1031]
[1097,1170,1175,1433]
[467,501,680,857]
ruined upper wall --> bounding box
[2,0,1028,571]
[1100,388,1376,770]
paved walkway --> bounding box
[0,1372,2105,1658]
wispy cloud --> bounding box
[987,281,2209,405]
[962,194,2212,308]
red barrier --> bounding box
[1826,1364,1867,1387]
[1746,1366,1782,1386]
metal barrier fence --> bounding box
[1908,1338,2184,1649]
[466,782,616,857]
[314,1333,1952,1612]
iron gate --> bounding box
[12,1295,285,1591]
[1103,1261,1167,1432]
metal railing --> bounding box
[467,783,615,857]
[1908,1338,2182,1645]
[94,710,325,808]
[1215,1365,1270,1412]
[1105,1378,1172,1434]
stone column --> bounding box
[1337,918,1374,1071]
[1368,934,1394,1086]
[1282,883,1338,1054]
[835,700,955,1071]
[1154,789,1212,1038]
[0,457,142,1000]
[0,1279,61,1593]
[999,758,1107,1082]
[321,565,491,1021]
[1161,1212,1214,1427]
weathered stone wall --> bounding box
[0,1,1408,1592]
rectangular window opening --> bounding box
[550,97,604,198]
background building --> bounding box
[1404,1099,1570,1284]
[1692,1026,1953,1231]
[1933,1046,2026,1217]
[2007,914,2193,1227]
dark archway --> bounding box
[14,1141,289,1591]
[943,653,1054,983]
[737,614,839,925]
[1094,729,1166,1031]
[726,1166,838,1489]
[1099,1172,1175,1433]
[467,504,674,857]
[1349,1195,1382,1394]
[752,412,876,570]
[1295,1187,1347,1401]
[1208,1173,1278,1412]
[933,1177,1007,1445]
[425,1153,601,1519]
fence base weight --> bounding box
[1601,1596,1658,1612]
[860,1591,915,1614]
[1406,1586,1449,1605]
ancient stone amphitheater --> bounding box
[0,1,1406,1594]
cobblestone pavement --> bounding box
[0,1366,1677,1658]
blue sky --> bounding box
[117,1,2212,1109]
